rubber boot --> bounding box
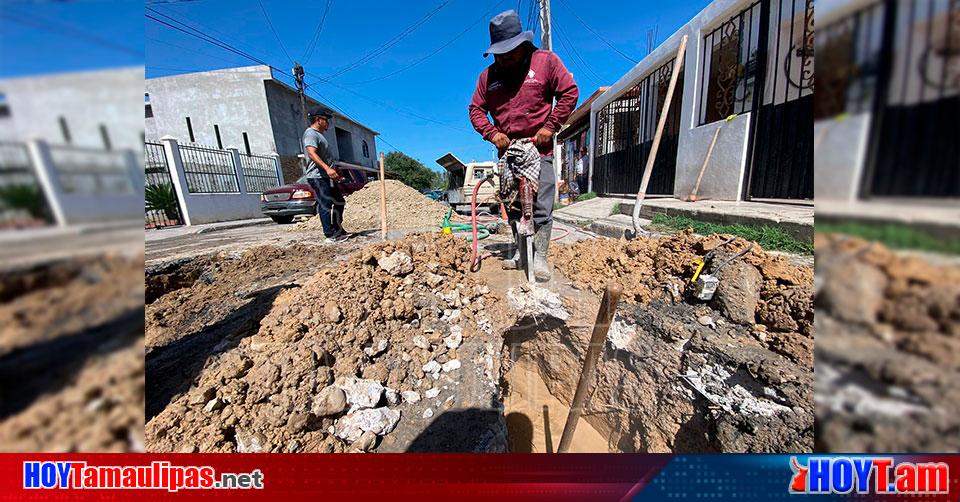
[502,220,521,270]
[533,220,552,282]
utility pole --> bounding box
[293,62,307,128]
[540,0,561,201]
[539,0,551,50]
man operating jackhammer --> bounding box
[468,9,578,282]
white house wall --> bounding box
[589,0,808,201]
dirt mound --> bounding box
[146,244,335,350]
[0,254,144,452]
[815,234,960,452]
[290,180,449,232]
[550,230,813,335]
[146,234,506,453]
[0,254,144,357]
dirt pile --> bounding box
[146,244,336,350]
[550,231,813,337]
[814,234,960,452]
[1,254,144,357]
[508,231,815,452]
[0,254,144,452]
[146,234,507,453]
[291,180,449,232]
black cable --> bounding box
[308,87,405,152]
[305,77,472,133]
[319,0,453,81]
[257,0,294,64]
[553,19,604,85]
[301,0,333,64]
[555,0,638,63]
[340,0,507,85]
[1,11,141,56]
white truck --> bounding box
[435,153,499,214]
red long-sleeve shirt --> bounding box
[469,49,579,155]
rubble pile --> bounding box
[146,234,505,453]
[815,234,960,451]
[291,180,449,232]
[514,231,815,452]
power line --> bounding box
[552,19,604,87]
[148,4,290,69]
[257,0,294,64]
[554,0,638,63]
[0,11,141,56]
[305,76,471,133]
[146,7,290,77]
[301,0,333,64]
[318,0,453,81]
[340,0,507,85]
[308,87,405,152]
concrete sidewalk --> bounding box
[554,196,814,240]
[144,217,273,242]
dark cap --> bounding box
[307,107,333,119]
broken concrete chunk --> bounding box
[236,431,268,453]
[312,385,347,417]
[412,335,429,350]
[364,338,389,357]
[714,261,762,325]
[421,360,441,374]
[426,272,444,287]
[378,251,414,276]
[385,389,400,406]
[442,360,461,372]
[350,431,378,452]
[444,328,463,349]
[424,387,440,399]
[335,407,401,442]
[401,391,421,403]
[422,408,434,419]
[336,378,385,412]
[324,301,343,323]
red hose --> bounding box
[470,176,495,272]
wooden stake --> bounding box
[631,35,688,236]
[686,125,722,202]
[557,283,623,453]
[379,152,387,240]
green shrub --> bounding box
[145,183,180,220]
[0,184,48,220]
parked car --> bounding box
[260,168,367,224]
[421,189,444,201]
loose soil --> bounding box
[290,180,449,233]
[146,234,509,453]
[814,233,960,452]
[0,253,144,452]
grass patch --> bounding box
[816,221,960,255]
[553,201,564,210]
[577,191,597,202]
[651,213,813,255]
[610,202,621,216]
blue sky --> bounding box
[2,0,711,170]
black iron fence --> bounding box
[593,57,683,195]
[145,141,184,229]
[698,0,763,125]
[239,152,280,193]
[49,145,134,195]
[864,0,960,198]
[179,143,240,194]
[815,1,885,119]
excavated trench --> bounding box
[143,231,814,453]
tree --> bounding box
[383,151,439,191]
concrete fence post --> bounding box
[123,148,145,197]
[160,135,193,226]
[269,151,282,187]
[226,147,247,194]
[25,138,67,226]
